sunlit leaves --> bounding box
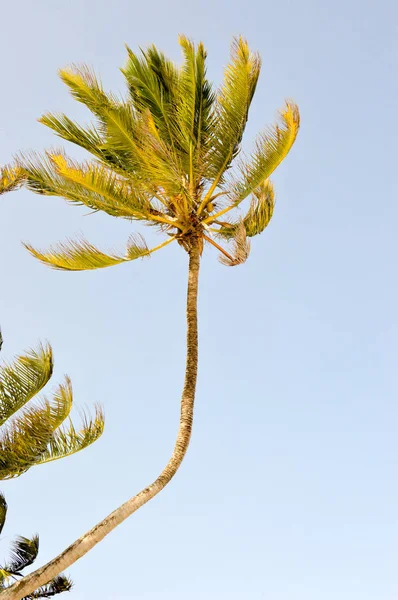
[24,233,149,271]
[0,342,104,480]
[233,102,299,203]
[23,37,299,269]
[0,165,24,195]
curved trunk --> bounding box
[2,240,201,600]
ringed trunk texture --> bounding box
[2,240,201,600]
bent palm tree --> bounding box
[0,493,72,598]
[0,330,104,480]
[6,36,299,598]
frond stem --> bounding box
[202,234,234,261]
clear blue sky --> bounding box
[1,0,397,598]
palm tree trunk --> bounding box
[2,238,201,600]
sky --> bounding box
[0,0,397,598]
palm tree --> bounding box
[5,36,299,599]
[0,493,72,598]
[0,330,104,480]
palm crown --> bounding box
[0,331,104,480]
[21,36,299,269]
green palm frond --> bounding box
[201,36,261,198]
[37,406,104,465]
[38,113,113,164]
[232,102,299,203]
[0,165,25,195]
[20,151,151,220]
[0,339,104,480]
[0,492,7,535]
[24,233,149,271]
[0,378,73,479]
[176,36,215,186]
[0,344,53,426]
[23,575,73,599]
[122,44,180,149]
[5,536,39,575]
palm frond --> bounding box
[0,492,7,536]
[0,378,103,479]
[122,44,180,149]
[58,66,146,172]
[0,165,25,195]
[23,575,72,599]
[37,405,104,465]
[0,378,73,479]
[176,36,215,188]
[19,151,151,220]
[219,222,251,266]
[5,535,39,575]
[24,233,149,271]
[202,37,261,193]
[0,345,53,426]
[233,101,300,203]
[39,113,106,160]
[243,179,275,237]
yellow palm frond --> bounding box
[243,179,275,237]
[233,102,300,203]
[23,234,150,271]
[0,165,24,195]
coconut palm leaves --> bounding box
[20,36,299,270]
[0,166,24,196]
[0,493,72,598]
[0,331,104,480]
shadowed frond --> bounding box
[5,536,39,575]
[0,345,53,426]
[24,233,149,271]
[0,165,25,195]
[122,43,180,148]
[0,491,72,597]
[23,575,73,599]
[219,222,251,266]
[232,102,299,203]
[0,492,7,536]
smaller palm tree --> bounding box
[0,330,104,480]
[0,492,72,598]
